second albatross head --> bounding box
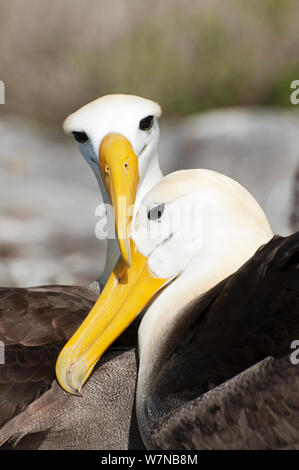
[63,94,162,266]
[56,169,273,395]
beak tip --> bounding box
[56,349,88,395]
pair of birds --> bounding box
[0,95,299,450]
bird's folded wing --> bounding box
[151,355,299,450]
[0,285,97,428]
[150,233,299,449]
[0,349,141,450]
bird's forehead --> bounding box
[141,171,200,208]
[63,94,161,137]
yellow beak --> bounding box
[55,240,167,394]
[99,133,139,267]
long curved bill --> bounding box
[99,133,139,267]
[56,240,167,394]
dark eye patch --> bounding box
[139,115,154,131]
[72,131,89,143]
[147,203,165,221]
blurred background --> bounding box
[0,0,299,287]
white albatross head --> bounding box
[63,94,162,266]
[56,169,273,395]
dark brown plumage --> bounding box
[145,233,299,448]
[0,284,98,429]
[0,348,143,450]
[151,355,299,450]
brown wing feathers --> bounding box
[150,233,299,448]
[0,285,97,427]
[151,356,299,450]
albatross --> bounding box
[54,169,299,449]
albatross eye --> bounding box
[147,203,165,222]
[72,131,89,144]
[139,115,154,131]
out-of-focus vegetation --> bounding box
[0,0,298,127]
